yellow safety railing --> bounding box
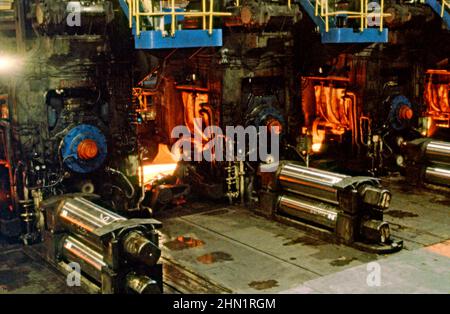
[442,0,450,17]
[127,0,232,37]
[0,0,13,11]
[314,0,386,32]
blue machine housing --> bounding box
[61,124,107,173]
[246,103,286,135]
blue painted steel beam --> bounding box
[298,0,326,29]
[425,0,450,28]
[134,29,223,49]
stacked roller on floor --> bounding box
[259,162,403,253]
[39,195,163,294]
[403,139,450,187]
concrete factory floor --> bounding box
[0,175,449,294]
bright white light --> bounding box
[311,143,322,152]
[142,163,177,183]
[0,55,22,75]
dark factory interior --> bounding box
[0,0,449,295]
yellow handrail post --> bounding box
[135,0,140,36]
[365,0,368,28]
[209,0,214,35]
[171,0,176,36]
[441,0,445,17]
[128,0,132,28]
[315,0,318,16]
[325,0,329,32]
[149,0,154,32]
[202,0,206,30]
[288,0,291,10]
[380,0,384,32]
[360,0,364,32]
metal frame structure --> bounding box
[426,0,450,27]
[119,0,231,49]
[299,0,389,43]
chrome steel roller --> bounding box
[278,194,338,230]
[57,197,126,234]
[62,235,106,282]
[424,167,450,187]
[425,140,450,166]
[278,163,348,204]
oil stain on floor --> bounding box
[385,210,419,218]
[330,256,357,266]
[197,252,234,264]
[248,280,279,290]
[164,236,205,251]
[283,236,327,247]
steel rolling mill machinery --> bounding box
[0,0,449,294]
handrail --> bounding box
[0,0,13,11]
[313,0,387,33]
[127,0,232,37]
[442,0,450,17]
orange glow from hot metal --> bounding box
[312,143,322,152]
[142,163,177,182]
[141,143,178,183]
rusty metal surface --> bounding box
[0,237,85,294]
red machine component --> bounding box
[423,69,450,135]
[77,139,99,160]
[301,76,358,153]
[399,105,414,120]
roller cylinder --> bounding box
[278,194,338,230]
[424,167,450,187]
[57,197,126,238]
[425,141,450,166]
[126,273,160,294]
[122,231,161,267]
[278,163,348,204]
[61,235,106,282]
